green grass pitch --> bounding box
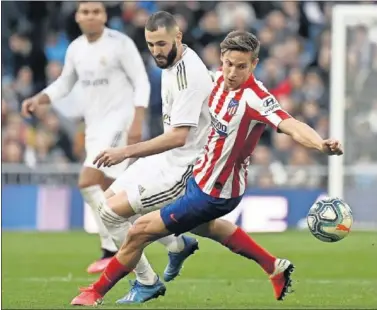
[2,230,377,309]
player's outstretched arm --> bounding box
[93,127,190,168]
[277,118,343,156]
[21,43,78,118]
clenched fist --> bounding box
[321,139,343,156]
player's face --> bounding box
[221,50,259,90]
[76,2,107,36]
[145,27,180,69]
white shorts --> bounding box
[110,153,193,215]
[83,127,130,180]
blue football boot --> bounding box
[116,277,166,304]
[163,235,199,282]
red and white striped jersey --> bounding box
[193,70,291,198]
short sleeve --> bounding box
[170,88,209,127]
[170,58,213,128]
[246,94,291,130]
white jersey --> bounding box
[43,27,150,137]
[193,70,291,198]
[160,46,212,167]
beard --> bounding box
[153,42,178,69]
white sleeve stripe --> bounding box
[266,113,283,127]
[172,122,198,127]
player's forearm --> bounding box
[42,76,76,103]
[278,118,323,151]
[128,107,145,145]
[125,131,185,158]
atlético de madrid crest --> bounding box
[227,98,239,116]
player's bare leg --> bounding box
[85,188,198,303]
[71,211,171,306]
[79,184,166,303]
[190,219,295,301]
[78,167,118,274]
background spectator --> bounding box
[2,1,377,189]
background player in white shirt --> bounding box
[21,1,151,273]
[69,11,213,304]
[71,30,343,306]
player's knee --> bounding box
[98,199,125,227]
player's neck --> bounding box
[171,44,184,67]
[224,73,254,91]
[85,28,105,43]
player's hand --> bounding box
[321,139,343,156]
[93,147,129,168]
[21,96,39,118]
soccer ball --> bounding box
[307,197,353,242]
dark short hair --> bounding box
[220,31,260,60]
[145,11,178,32]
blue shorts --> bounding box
[160,177,243,236]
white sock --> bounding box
[81,185,117,253]
[85,185,158,285]
[157,235,185,253]
[135,253,159,285]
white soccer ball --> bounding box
[307,197,353,242]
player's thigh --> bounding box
[161,178,243,236]
[110,155,193,216]
[84,128,130,180]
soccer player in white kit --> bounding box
[69,11,214,304]
[20,2,191,283]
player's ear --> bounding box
[175,30,182,45]
[251,57,259,70]
[75,11,80,23]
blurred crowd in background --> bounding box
[2,1,377,188]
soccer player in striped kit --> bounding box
[71,28,343,306]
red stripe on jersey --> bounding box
[215,89,229,114]
[209,110,250,197]
[209,76,223,108]
[193,128,215,176]
[246,106,276,129]
[230,123,266,196]
[198,136,225,189]
[248,76,271,99]
[231,164,241,197]
[275,109,291,120]
[205,90,244,196]
[198,90,229,189]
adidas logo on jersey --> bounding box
[138,185,145,196]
